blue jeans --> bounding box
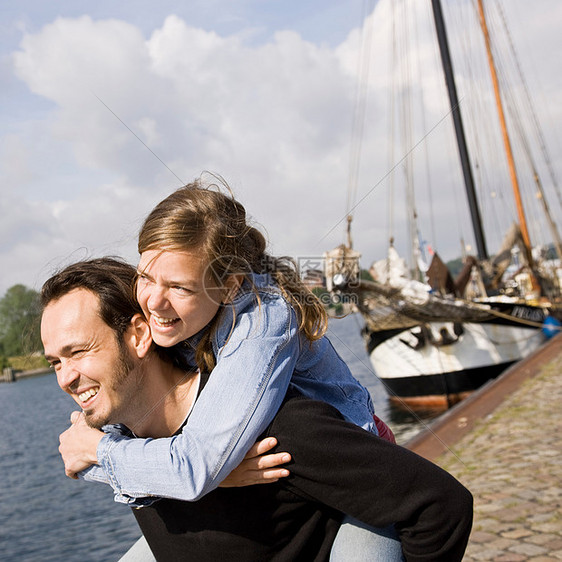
[118,536,154,562]
[330,516,404,561]
[119,518,404,561]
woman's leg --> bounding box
[118,536,156,562]
[330,516,404,562]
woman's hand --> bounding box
[220,437,291,488]
[58,411,104,479]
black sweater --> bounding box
[134,389,473,561]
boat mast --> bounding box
[431,0,488,261]
[476,0,534,260]
[346,214,353,249]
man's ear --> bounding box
[127,314,153,358]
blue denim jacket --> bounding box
[82,274,376,505]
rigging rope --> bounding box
[387,0,397,251]
[398,1,420,274]
[478,0,561,257]
[497,0,562,214]
[345,0,377,237]
[415,1,437,260]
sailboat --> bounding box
[325,0,562,409]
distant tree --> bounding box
[360,269,374,281]
[446,258,464,278]
[0,340,7,370]
[0,284,42,357]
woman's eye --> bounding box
[172,286,192,294]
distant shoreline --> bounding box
[1,367,53,383]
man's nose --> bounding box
[56,360,79,392]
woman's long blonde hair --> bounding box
[138,177,328,371]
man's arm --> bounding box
[268,393,473,562]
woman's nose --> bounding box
[147,285,169,311]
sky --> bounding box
[1,0,561,297]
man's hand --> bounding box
[220,437,291,488]
[58,411,104,479]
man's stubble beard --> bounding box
[84,341,138,430]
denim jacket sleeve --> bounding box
[95,291,300,505]
[78,424,158,506]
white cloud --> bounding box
[1,0,560,297]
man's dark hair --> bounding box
[41,257,141,340]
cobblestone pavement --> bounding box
[435,353,562,561]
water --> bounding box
[0,313,440,562]
[0,374,141,562]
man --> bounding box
[41,258,472,561]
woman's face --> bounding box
[137,249,228,347]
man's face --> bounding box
[41,288,141,429]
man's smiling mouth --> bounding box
[78,388,99,403]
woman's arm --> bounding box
[218,437,291,487]
[59,415,291,487]
[58,412,102,478]
[88,295,300,503]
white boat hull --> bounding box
[368,322,545,408]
